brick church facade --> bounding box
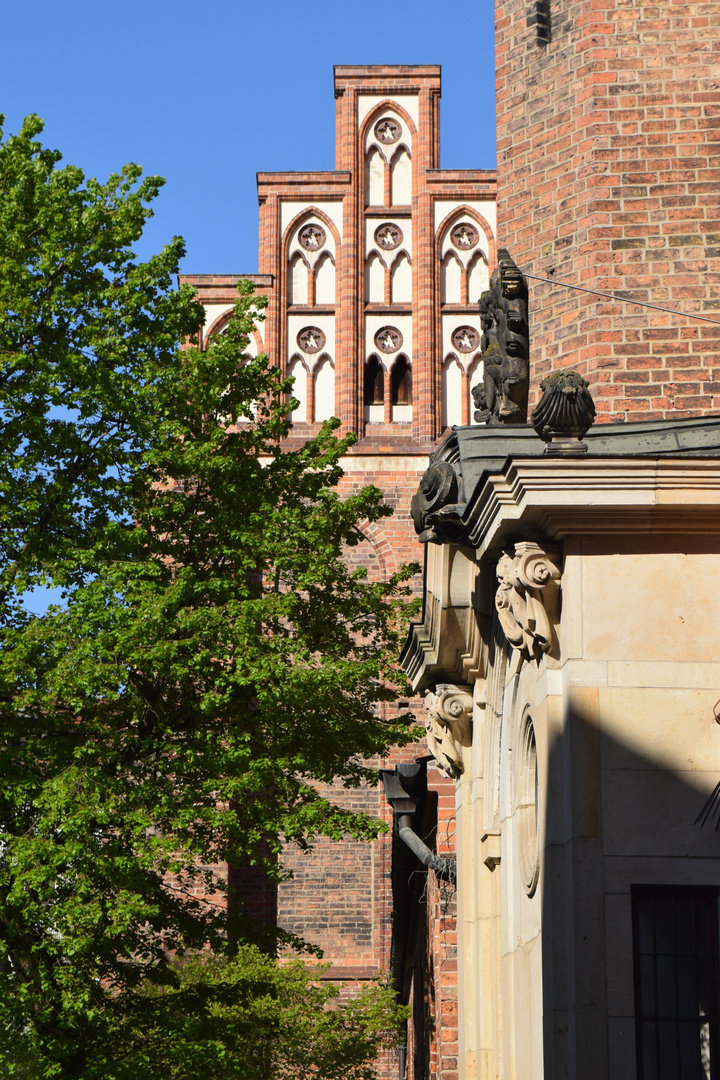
[181,65,496,1080]
[182,3,720,1074]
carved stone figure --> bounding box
[424,683,474,779]
[495,541,560,660]
[530,369,597,453]
[410,459,465,544]
[472,249,529,425]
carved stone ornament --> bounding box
[424,683,474,779]
[473,248,529,425]
[451,325,481,354]
[530,370,597,454]
[411,460,465,545]
[451,222,479,251]
[495,542,561,661]
[374,117,401,144]
[374,222,403,250]
[296,326,326,354]
[299,224,326,251]
[374,326,403,353]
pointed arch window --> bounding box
[364,355,385,406]
[391,355,412,406]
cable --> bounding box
[522,270,720,326]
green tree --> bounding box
[0,115,417,1077]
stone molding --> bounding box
[424,683,474,779]
[495,541,561,661]
[470,458,720,555]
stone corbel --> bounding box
[424,683,474,779]
[495,541,561,662]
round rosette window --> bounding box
[451,326,480,354]
[374,223,403,251]
[296,327,326,354]
[517,711,540,896]
[374,326,403,354]
[374,117,401,145]
[298,224,326,251]
[450,222,479,251]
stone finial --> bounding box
[473,249,529,426]
[424,684,473,779]
[530,370,596,454]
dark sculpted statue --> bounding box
[472,249,529,425]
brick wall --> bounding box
[495,0,720,419]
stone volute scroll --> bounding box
[410,459,466,545]
[472,248,529,425]
[424,684,474,779]
[495,542,561,662]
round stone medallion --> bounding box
[451,325,480,353]
[297,326,326,354]
[298,224,326,251]
[374,223,403,251]
[374,326,403,353]
[450,222,479,251]
[374,117,401,145]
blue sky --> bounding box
[1,0,496,275]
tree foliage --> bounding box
[0,115,417,1077]
[5,948,408,1080]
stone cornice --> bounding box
[468,457,720,555]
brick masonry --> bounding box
[495,0,720,420]
[179,66,481,1080]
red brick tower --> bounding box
[495,0,720,419]
[180,65,496,1080]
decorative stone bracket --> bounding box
[495,541,561,661]
[424,683,474,779]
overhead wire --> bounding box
[522,270,720,326]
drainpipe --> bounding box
[379,765,456,884]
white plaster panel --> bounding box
[392,404,412,423]
[287,314,335,368]
[314,253,335,305]
[442,357,463,429]
[364,314,412,363]
[442,314,482,370]
[280,201,343,243]
[364,218,412,259]
[202,303,265,350]
[313,358,335,421]
[358,94,419,130]
[434,199,497,240]
[365,254,385,303]
[391,254,412,303]
[337,455,427,473]
[391,148,412,206]
[364,405,384,423]
[287,358,308,422]
[202,303,232,336]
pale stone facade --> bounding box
[403,418,720,1079]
